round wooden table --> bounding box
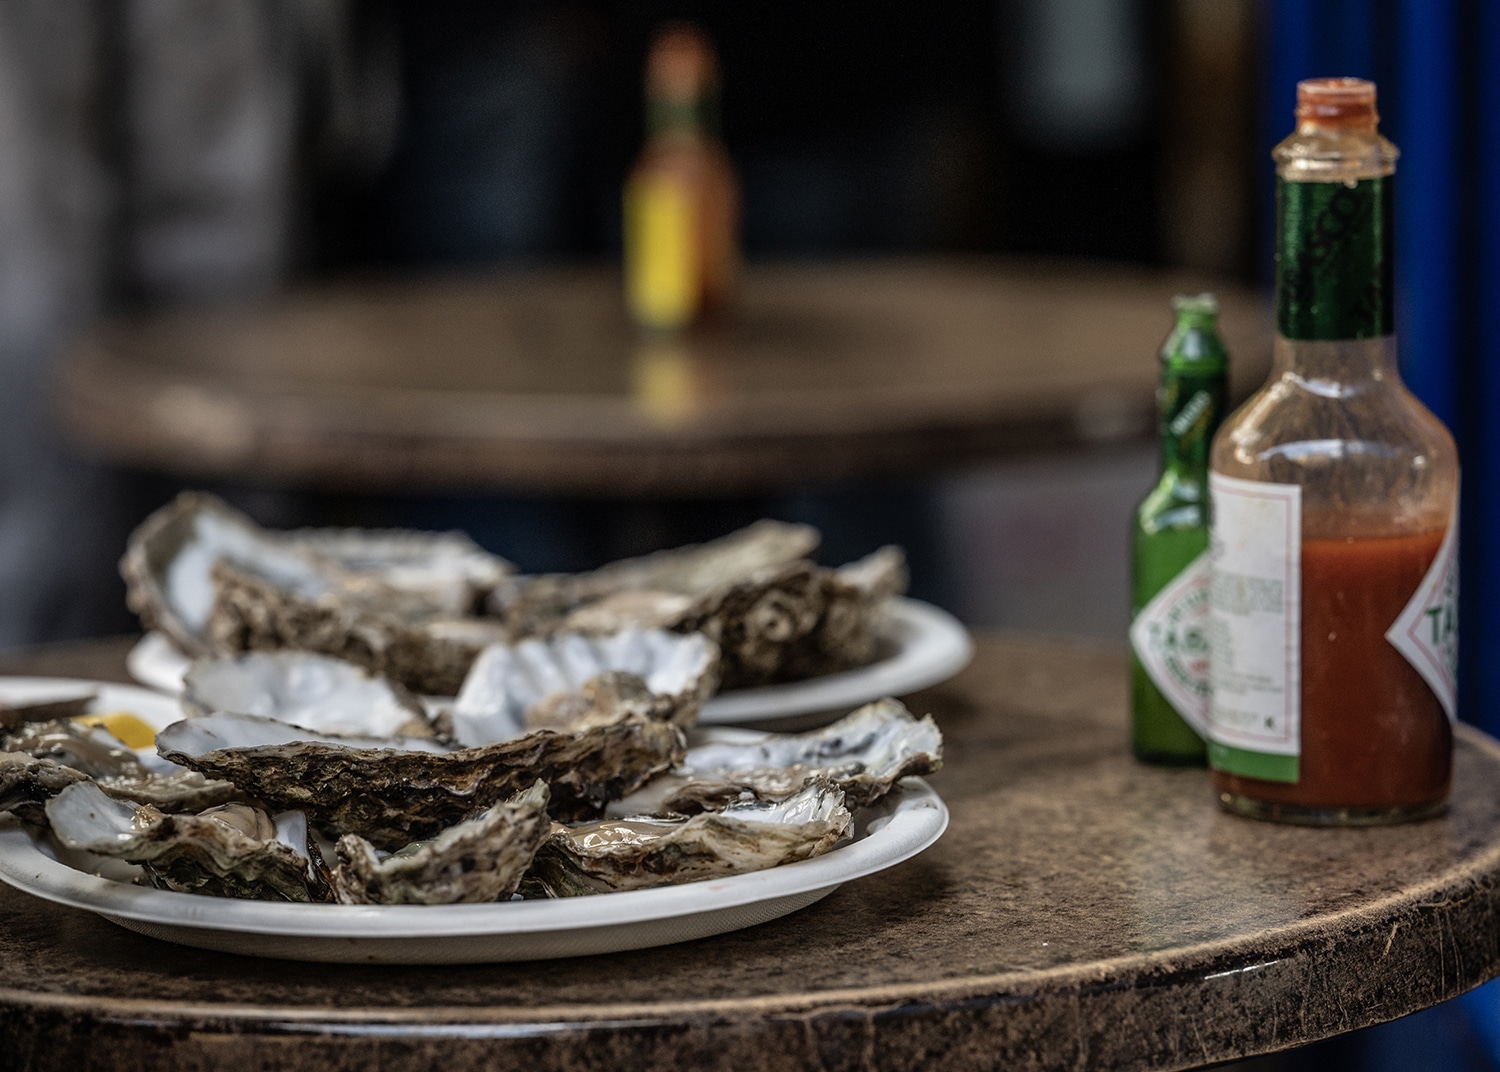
[58,261,1270,495]
[2,634,1498,1071]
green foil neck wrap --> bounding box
[1274,175,1393,340]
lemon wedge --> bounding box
[72,712,158,750]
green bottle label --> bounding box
[1275,176,1393,340]
[1159,371,1226,472]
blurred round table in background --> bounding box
[58,260,1269,496]
[3,633,1500,1071]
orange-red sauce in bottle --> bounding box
[1211,529,1452,815]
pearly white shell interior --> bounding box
[451,629,716,747]
[680,698,941,777]
[156,711,451,756]
[183,652,425,739]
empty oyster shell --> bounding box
[450,629,720,746]
[183,651,440,740]
[0,693,96,732]
[288,526,511,617]
[610,697,942,817]
[0,752,88,826]
[121,492,513,663]
[490,520,820,632]
[207,559,511,696]
[1,719,240,813]
[332,782,551,905]
[46,781,326,902]
[491,522,907,688]
[156,710,685,849]
[525,780,851,897]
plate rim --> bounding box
[126,596,974,723]
[0,783,947,940]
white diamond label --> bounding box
[1385,503,1459,723]
[1130,550,1212,737]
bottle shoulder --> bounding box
[1210,370,1458,537]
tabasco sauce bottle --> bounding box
[1130,294,1228,764]
[624,23,739,332]
[1206,78,1459,824]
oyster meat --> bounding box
[156,710,685,849]
[490,522,907,688]
[450,629,719,745]
[46,781,326,902]
[332,782,551,905]
[610,697,942,816]
[183,651,442,740]
[525,780,851,897]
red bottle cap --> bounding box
[1296,77,1379,131]
[647,23,718,102]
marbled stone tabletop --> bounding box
[1,634,1498,1072]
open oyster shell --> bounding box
[156,710,685,849]
[0,752,88,826]
[183,651,442,740]
[490,523,907,689]
[450,629,720,746]
[609,697,942,817]
[46,781,326,902]
[332,782,552,905]
[287,526,511,616]
[206,559,510,696]
[2,719,240,813]
[525,780,851,897]
[0,693,96,732]
[121,492,513,667]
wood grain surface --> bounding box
[58,261,1270,495]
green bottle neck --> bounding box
[1157,317,1226,482]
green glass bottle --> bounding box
[1130,294,1229,764]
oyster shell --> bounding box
[183,651,441,740]
[490,520,820,632]
[0,693,96,732]
[331,782,551,905]
[46,781,326,902]
[490,522,907,688]
[2,720,244,813]
[156,710,685,849]
[609,697,942,817]
[450,629,719,746]
[207,559,510,696]
[524,780,851,897]
[288,526,511,617]
[121,492,513,671]
[0,752,88,825]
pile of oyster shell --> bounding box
[0,495,941,906]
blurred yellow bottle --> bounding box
[624,23,739,332]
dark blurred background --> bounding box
[1,2,1497,1065]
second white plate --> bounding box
[127,597,973,725]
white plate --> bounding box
[0,678,948,963]
[126,597,973,726]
